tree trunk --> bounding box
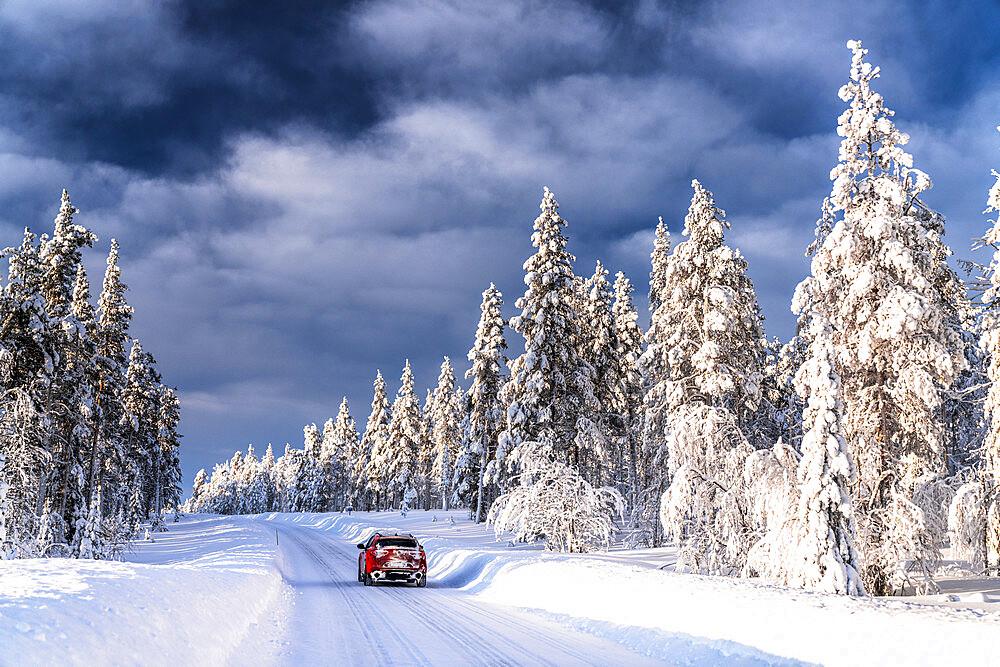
[36,382,55,519]
[628,433,639,513]
[153,442,162,523]
[86,409,102,508]
[475,446,486,523]
[58,420,73,522]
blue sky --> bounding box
[1,0,999,492]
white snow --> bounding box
[0,516,282,665]
[3,510,1000,665]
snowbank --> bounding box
[270,509,1000,666]
[0,516,283,666]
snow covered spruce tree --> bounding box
[386,361,422,510]
[794,41,966,594]
[0,229,59,555]
[645,180,765,573]
[90,240,133,509]
[362,370,392,510]
[462,284,507,523]
[498,188,600,475]
[580,261,618,486]
[579,262,645,503]
[612,272,644,512]
[153,384,182,525]
[752,316,866,595]
[430,357,462,510]
[36,190,97,546]
[633,218,672,545]
[331,398,360,509]
[299,423,323,510]
[490,188,620,551]
[417,389,434,509]
[979,140,1000,575]
[451,402,477,512]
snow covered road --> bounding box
[5,511,1000,666]
[239,520,661,666]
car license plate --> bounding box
[386,560,407,568]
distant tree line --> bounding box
[0,191,182,560]
[190,41,1000,597]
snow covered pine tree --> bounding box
[795,41,965,594]
[650,180,765,575]
[491,188,622,551]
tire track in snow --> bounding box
[314,534,516,666]
[282,527,432,666]
[278,527,394,665]
[300,526,512,666]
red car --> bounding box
[357,532,427,587]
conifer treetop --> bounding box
[832,40,929,214]
[682,180,729,248]
[649,217,671,314]
[42,189,96,318]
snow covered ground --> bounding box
[2,510,999,666]
[0,517,283,665]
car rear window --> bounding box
[376,538,417,548]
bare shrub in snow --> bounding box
[489,453,624,553]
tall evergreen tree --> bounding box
[154,385,181,522]
[362,371,392,510]
[498,188,596,477]
[651,180,765,572]
[57,265,98,531]
[386,361,422,509]
[612,272,644,511]
[580,262,617,486]
[332,398,360,509]
[451,396,478,512]
[317,417,340,511]
[121,340,160,527]
[466,284,507,522]
[34,190,96,543]
[89,239,133,507]
[795,41,965,594]
[302,423,322,510]
[431,357,462,510]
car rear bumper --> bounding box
[371,569,425,583]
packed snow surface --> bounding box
[2,510,999,666]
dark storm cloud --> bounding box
[0,1,377,176]
[1,0,999,490]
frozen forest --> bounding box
[190,42,1000,597]
[0,190,183,560]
